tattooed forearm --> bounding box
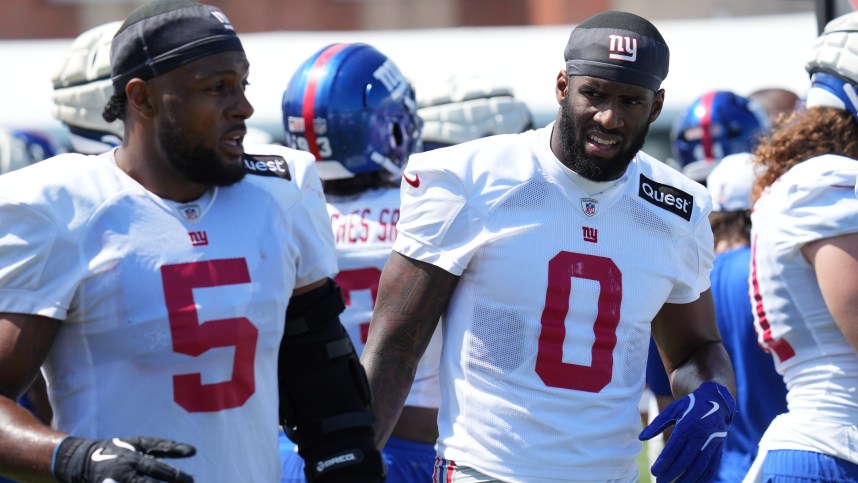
[361,252,458,448]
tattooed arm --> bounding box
[360,251,459,448]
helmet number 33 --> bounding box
[295,135,333,158]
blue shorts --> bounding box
[279,429,305,483]
[762,449,858,482]
[646,336,671,397]
[384,436,436,483]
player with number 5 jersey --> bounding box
[0,2,384,482]
[0,144,330,482]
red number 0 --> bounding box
[161,258,259,412]
[536,251,622,393]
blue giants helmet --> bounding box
[0,129,60,174]
[281,43,422,181]
[671,90,767,182]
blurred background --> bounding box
[0,0,856,163]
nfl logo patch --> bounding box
[179,204,201,223]
[581,198,598,217]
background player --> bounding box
[747,87,800,129]
[51,20,123,154]
[280,42,427,483]
[746,10,858,482]
[703,153,788,482]
[670,90,767,184]
[0,128,59,174]
[645,88,790,479]
[281,42,534,482]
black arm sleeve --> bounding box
[279,279,386,482]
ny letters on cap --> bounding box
[564,10,669,91]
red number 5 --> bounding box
[161,258,259,412]
[536,251,622,393]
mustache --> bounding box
[586,125,623,138]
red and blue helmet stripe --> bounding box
[281,43,422,180]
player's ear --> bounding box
[556,70,570,104]
[125,79,156,118]
[649,88,666,124]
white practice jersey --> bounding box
[393,123,714,482]
[0,145,336,483]
[750,154,858,463]
[327,187,441,409]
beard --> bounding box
[158,115,246,187]
[555,97,650,182]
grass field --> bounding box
[638,440,653,483]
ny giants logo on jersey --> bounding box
[242,154,292,180]
[608,35,637,62]
[639,174,693,221]
[582,226,598,243]
[188,231,208,246]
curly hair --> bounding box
[102,93,128,124]
[752,107,858,201]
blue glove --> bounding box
[639,381,736,482]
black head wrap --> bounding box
[110,0,244,93]
[565,11,669,91]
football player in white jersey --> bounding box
[361,10,738,483]
[280,44,534,482]
[280,42,428,483]
[0,1,385,482]
[744,11,858,482]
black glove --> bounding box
[52,436,196,483]
[301,428,386,483]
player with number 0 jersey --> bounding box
[395,125,714,481]
[362,11,737,483]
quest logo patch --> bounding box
[243,154,292,180]
[638,174,693,221]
